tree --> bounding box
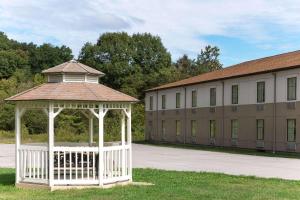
[28,43,73,73]
[175,54,194,78]
[79,32,172,98]
[194,45,222,75]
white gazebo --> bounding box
[6,60,138,190]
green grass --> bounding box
[1,168,300,200]
[136,141,300,159]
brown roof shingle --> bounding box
[42,60,104,75]
[148,50,300,91]
[6,82,138,102]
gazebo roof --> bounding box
[6,82,138,102]
[42,60,104,76]
[6,60,138,102]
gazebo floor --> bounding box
[16,180,153,191]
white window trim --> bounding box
[286,75,298,102]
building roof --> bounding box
[42,60,104,76]
[6,82,138,102]
[147,50,300,91]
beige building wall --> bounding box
[145,68,300,152]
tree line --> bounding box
[0,31,222,140]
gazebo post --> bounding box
[89,116,94,146]
[15,104,21,184]
[127,104,132,181]
[15,104,26,184]
[48,103,54,187]
[121,111,126,176]
[98,104,105,186]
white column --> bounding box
[48,103,54,186]
[98,104,104,186]
[89,117,94,146]
[15,104,21,184]
[126,105,132,181]
[121,111,126,176]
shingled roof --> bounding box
[42,60,104,75]
[147,50,300,91]
[6,82,138,102]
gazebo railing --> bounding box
[19,145,48,184]
[18,144,131,186]
[103,145,130,184]
[53,146,99,185]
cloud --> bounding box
[1,0,300,64]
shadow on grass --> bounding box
[0,172,15,186]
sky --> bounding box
[1,0,300,67]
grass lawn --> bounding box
[136,141,300,159]
[1,168,300,200]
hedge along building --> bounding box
[6,60,138,190]
[145,50,300,153]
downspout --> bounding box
[272,73,277,153]
[156,90,159,142]
[184,87,187,144]
[222,81,225,146]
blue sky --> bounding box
[1,0,300,67]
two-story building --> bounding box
[145,50,300,152]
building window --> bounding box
[192,90,197,107]
[191,120,196,137]
[148,121,153,137]
[257,81,265,103]
[162,95,166,109]
[176,120,181,136]
[256,119,264,140]
[210,88,216,106]
[210,120,216,138]
[149,96,153,110]
[231,119,238,139]
[176,92,181,108]
[287,77,297,101]
[161,120,166,137]
[287,119,296,142]
[231,85,238,104]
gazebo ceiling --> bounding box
[6,60,138,102]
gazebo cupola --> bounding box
[6,60,138,190]
[42,59,105,84]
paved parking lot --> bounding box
[1,143,300,180]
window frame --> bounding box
[257,81,265,103]
[161,95,166,109]
[191,90,197,107]
[176,120,181,136]
[191,120,196,137]
[231,119,238,139]
[149,96,153,110]
[210,120,216,138]
[287,77,297,101]
[256,119,264,140]
[287,119,296,142]
[210,88,216,106]
[176,92,181,108]
[231,85,239,105]
[161,120,166,137]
